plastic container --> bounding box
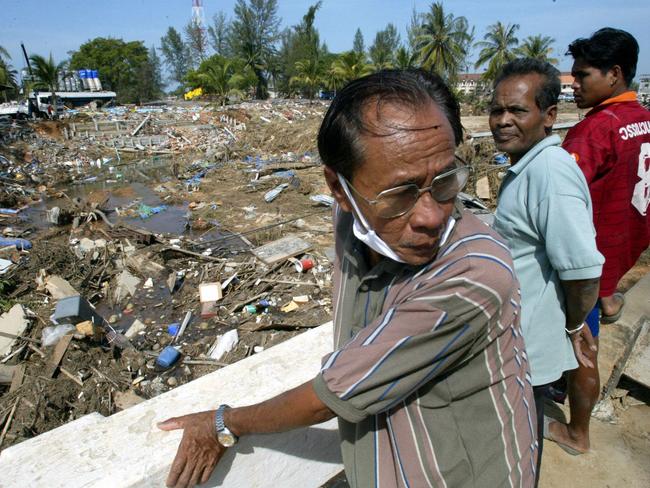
[93,70,102,90]
[167,323,180,336]
[295,258,314,273]
[78,70,88,90]
[156,346,181,368]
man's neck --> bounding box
[509,135,549,165]
[367,248,382,267]
[592,85,630,107]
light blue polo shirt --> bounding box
[494,135,604,386]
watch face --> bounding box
[218,432,237,447]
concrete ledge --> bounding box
[598,273,650,401]
[0,322,343,487]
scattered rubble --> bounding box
[0,97,595,454]
[0,99,336,450]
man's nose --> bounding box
[409,191,447,231]
[495,111,512,127]
[571,78,580,91]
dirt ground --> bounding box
[1,99,648,488]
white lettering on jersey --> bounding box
[632,142,650,215]
[620,120,650,141]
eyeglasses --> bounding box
[343,156,470,219]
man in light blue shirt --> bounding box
[490,58,604,484]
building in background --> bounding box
[639,74,650,103]
[455,73,487,95]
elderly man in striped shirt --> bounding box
[159,70,537,488]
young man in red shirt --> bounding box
[548,27,650,455]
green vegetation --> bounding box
[1,2,563,105]
[414,2,473,82]
[475,22,520,81]
[0,46,18,101]
[69,38,162,103]
[29,53,65,114]
[515,35,558,65]
[185,55,255,104]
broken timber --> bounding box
[251,234,312,265]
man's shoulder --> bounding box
[526,143,580,181]
[565,109,609,140]
[442,211,513,263]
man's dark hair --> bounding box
[317,69,462,179]
[493,58,561,110]
[567,28,639,85]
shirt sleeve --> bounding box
[534,157,604,281]
[562,126,611,184]
[313,242,518,423]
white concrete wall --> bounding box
[0,322,343,487]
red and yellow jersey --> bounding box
[563,91,650,296]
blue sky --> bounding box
[2,0,649,81]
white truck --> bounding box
[0,100,30,119]
[0,93,65,119]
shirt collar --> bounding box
[597,91,637,106]
[586,91,637,116]
[506,134,561,176]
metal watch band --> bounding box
[215,404,230,432]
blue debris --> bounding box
[156,346,181,368]
[272,170,296,179]
[0,237,32,250]
[137,204,168,219]
[494,153,510,165]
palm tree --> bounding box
[415,2,473,82]
[0,47,18,101]
[229,0,281,99]
[197,59,246,106]
[474,22,520,81]
[29,53,64,117]
[290,59,323,100]
[515,35,558,65]
[369,48,393,72]
[330,51,372,85]
[394,47,418,70]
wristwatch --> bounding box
[215,404,238,447]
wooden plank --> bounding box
[0,364,16,385]
[46,334,73,378]
[130,114,150,136]
[9,364,25,393]
[251,235,312,265]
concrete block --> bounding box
[0,322,342,487]
[598,273,650,401]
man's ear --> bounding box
[609,65,624,88]
[544,104,558,131]
[323,165,353,213]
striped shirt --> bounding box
[313,206,537,488]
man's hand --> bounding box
[158,410,225,488]
[570,326,597,369]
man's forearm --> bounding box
[561,278,600,330]
[223,379,336,437]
